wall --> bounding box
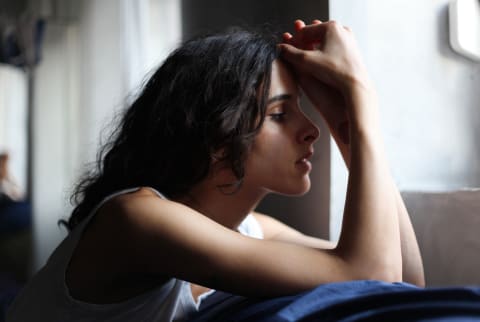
[182,0,332,239]
[32,0,126,268]
[329,0,480,241]
[0,65,28,192]
[32,21,79,269]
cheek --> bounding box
[248,128,292,171]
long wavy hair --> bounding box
[61,28,279,231]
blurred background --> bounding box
[0,0,479,310]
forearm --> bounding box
[335,86,402,281]
[329,99,424,286]
[394,187,425,286]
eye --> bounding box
[269,112,286,122]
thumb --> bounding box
[278,43,305,62]
[278,43,325,73]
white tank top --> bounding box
[7,187,263,322]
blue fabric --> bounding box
[190,280,480,322]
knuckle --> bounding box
[328,20,340,29]
[297,50,309,62]
[326,20,343,33]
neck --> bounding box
[175,180,267,230]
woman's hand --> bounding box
[281,20,371,95]
[279,20,377,139]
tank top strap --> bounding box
[79,187,166,230]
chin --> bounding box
[294,184,311,196]
[276,179,311,196]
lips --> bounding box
[296,150,314,163]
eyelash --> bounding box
[269,112,286,121]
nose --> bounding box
[298,114,320,144]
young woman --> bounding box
[7,20,424,322]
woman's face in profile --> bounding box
[242,60,319,196]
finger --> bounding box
[278,43,305,63]
[282,32,302,47]
[282,32,293,43]
[294,19,306,32]
[294,23,328,44]
[312,19,322,25]
[278,43,323,72]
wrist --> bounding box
[344,84,380,135]
[342,74,375,97]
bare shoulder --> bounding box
[103,187,185,222]
[103,187,176,215]
[95,186,239,269]
[80,187,196,267]
[103,187,231,237]
[66,187,184,302]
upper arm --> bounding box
[107,194,373,297]
[253,212,336,250]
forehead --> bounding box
[269,60,298,99]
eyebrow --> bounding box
[267,94,292,105]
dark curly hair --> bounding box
[61,28,280,230]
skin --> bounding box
[66,20,425,305]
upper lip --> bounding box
[296,150,314,163]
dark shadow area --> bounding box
[182,0,328,39]
[0,201,32,321]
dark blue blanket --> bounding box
[190,280,480,322]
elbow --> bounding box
[413,278,426,288]
[334,249,403,284]
[369,267,403,284]
[368,262,429,287]
[371,253,403,283]
[353,260,403,284]
[404,272,426,288]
